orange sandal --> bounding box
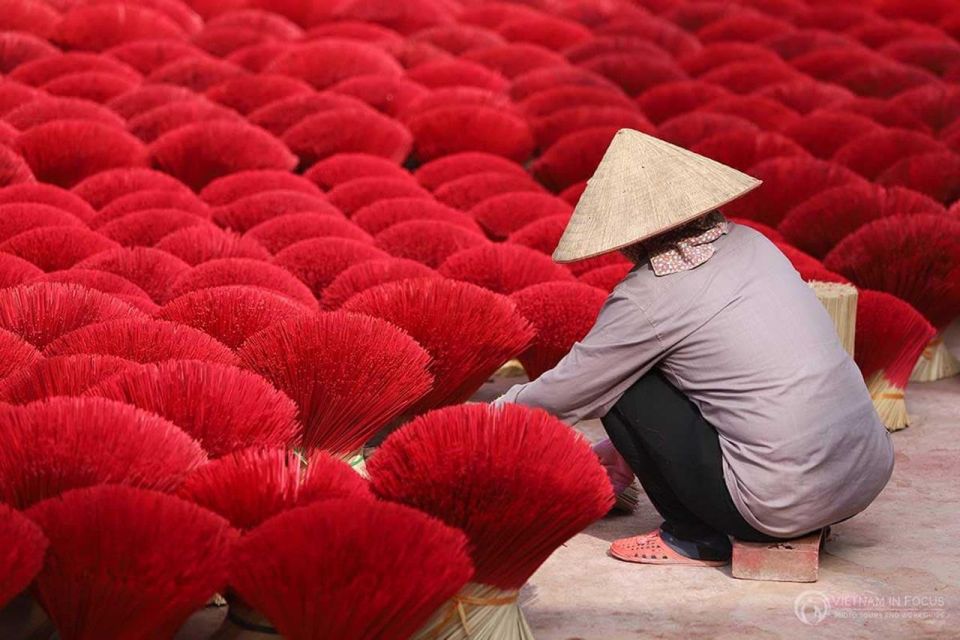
[609,529,729,566]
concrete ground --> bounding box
[2,327,957,639]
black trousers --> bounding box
[602,370,780,557]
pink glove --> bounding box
[593,437,635,495]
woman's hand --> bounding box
[593,437,635,495]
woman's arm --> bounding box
[494,290,665,424]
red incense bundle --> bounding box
[343,278,534,411]
[212,189,337,232]
[722,156,865,226]
[89,359,300,457]
[0,145,34,187]
[321,258,439,310]
[507,214,570,255]
[98,207,213,247]
[127,98,242,143]
[274,236,388,297]
[70,167,190,210]
[0,396,205,508]
[93,193,212,228]
[304,152,412,189]
[107,40,201,74]
[245,212,370,253]
[168,257,318,310]
[179,448,370,530]
[0,328,41,383]
[331,74,429,118]
[52,3,187,52]
[405,58,508,92]
[281,107,412,166]
[76,245,192,304]
[433,171,543,211]
[368,403,614,639]
[0,202,85,243]
[14,119,148,188]
[0,503,47,609]
[105,84,197,119]
[27,485,235,640]
[825,214,960,381]
[510,282,608,380]
[3,96,125,131]
[855,290,937,431]
[159,285,310,349]
[44,318,239,366]
[353,197,484,236]
[147,54,244,92]
[0,282,145,350]
[230,498,472,640]
[9,52,139,86]
[265,40,402,90]
[199,169,322,206]
[325,173,427,213]
[149,120,297,190]
[470,192,571,240]
[0,253,42,288]
[406,105,533,163]
[375,219,489,268]
[0,354,135,405]
[0,225,119,272]
[238,311,433,453]
[0,182,96,223]
[778,183,943,259]
[206,73,312,114]
[246,91,369,136]
[33,268,160,314]
[439,243,575,294]
[413,151,529,191]
[155,225,272,265]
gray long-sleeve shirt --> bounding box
[496,223,894,538]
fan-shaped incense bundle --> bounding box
[510,282,608,380]
[159,285,310,349]
[27,485,235,640]
[0,503,48,609]
[238,312,433,453]
[368,403,614,639]
[89,359,301,457]
[179,448,370,531]
[169,257,318,310]
[0,282,145,350]
[44,318,239,365]
[0,396,205,508]
[343,278,534,411]
[231,498,472,640]
[0,354,135,405]
[321,258,439,310]
[856,290,937,431]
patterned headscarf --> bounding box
[643,211,729,276]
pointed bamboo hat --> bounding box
[552,129,762,263]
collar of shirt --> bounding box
[643,211,730,276]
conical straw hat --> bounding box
[552,129,762,263]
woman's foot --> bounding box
[609,528,730,566]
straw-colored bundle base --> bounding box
[493,359,527,379]
[910,336,960,382]
[866,372,909,432]
[414,583,534,640]
[808,281,858,356]
[613,479,641,513]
